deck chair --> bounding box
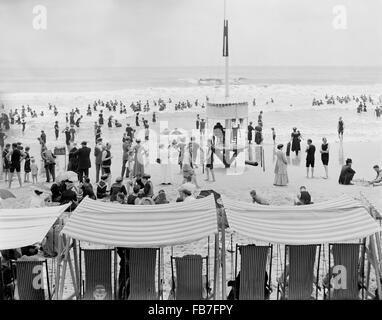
[171,254,208,300]
[233,244,272,300]
[80,249,114,300]
[278,245,321,300]
[328,243,365,300]
[13,259,51,300]
[128,248,159,300]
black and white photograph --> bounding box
[0,0,382,311]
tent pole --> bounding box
[113,248,117,300]
[67,250,79,299]
[72,239,80,296]
[55,232,62,300]
[221,228,226,299]
[160,248,164,300]
[370,235,382,300]
[59,236,71,300]
[214,232,220,300]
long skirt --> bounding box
[274,173,288,186]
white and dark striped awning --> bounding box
[0,204,69,250]
[62,196,218,247]
[223,195,382,245]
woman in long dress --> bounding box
[132,139,145,177]
[274,144,288,186]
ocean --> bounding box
[1,66,382,93]
[1,65,381,147]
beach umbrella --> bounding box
[170,128,184,136]
[160,128,171,135]
[0,189,15,199]
[56,171,79,183]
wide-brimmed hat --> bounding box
[115,176,123,182]
[142,174,151,179]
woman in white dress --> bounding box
[274,144,289,186]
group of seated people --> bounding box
[339,159,382,186]
[249,186,312,206]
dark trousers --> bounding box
[45,163,55,182]
[121,160,130,178]
[341,172,355,185]
[78,168,89,182]
[95,163,102,182]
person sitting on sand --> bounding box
[250,190,270,205]
[154,189,170,204]
[97,174,109,199]
[339,158,356,185]
[110,176,127,202]
[369,165,382,186]
[294,186,313,205]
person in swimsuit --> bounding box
[320,137,329,179]
[338,117,344,140]
[8,143,24,188]
[305,139,316,178]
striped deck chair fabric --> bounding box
[288,245,318,300]
[83,249,113,300]
[331,243,361,300]
[239,245,269,300]
[128,248,158,300]
[15,260,48,300]
[173,255,204,300]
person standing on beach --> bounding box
[75,141,91,182]
[291,128,301,156]
[200,119,206,136]
[24,146,31,183]
[63,127,71,147]
[338,117,344,141]
[247,122,254,144]
[196,114,200,130]
[271,128,276,144]
[8,143,24,188]
[54,121,59,140]
[40,130,47,144]
[205,139,216,182]
[274,144,288,186]
[21,119,26,133]
[102,142,113,189]
[94,138,103,182]
[320,137,329,179]
[121,137,131,178]
[305,139,316,178]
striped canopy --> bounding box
[0,204,69,250]
[223,195,382,245]
[62,196,218,247]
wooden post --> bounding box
[55,232,62,300]
[59,236,71,300]
[214,232,220,300]
[221,228,226,300]
[67,251,79,299]
[160,248,164,300]
[369,235,382,300]
[113,249,117,300]
[72,239,81,296]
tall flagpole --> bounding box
[223,0,229,98]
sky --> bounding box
[0,0,381,68]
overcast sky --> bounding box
[0,0,381,68]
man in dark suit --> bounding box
[75,141,91,182]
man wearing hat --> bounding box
[110,176,127,202]
[75,141,91,182]
[339,158,356,185]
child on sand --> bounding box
[30,157,38,184]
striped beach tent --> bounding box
[222,194,382,245]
